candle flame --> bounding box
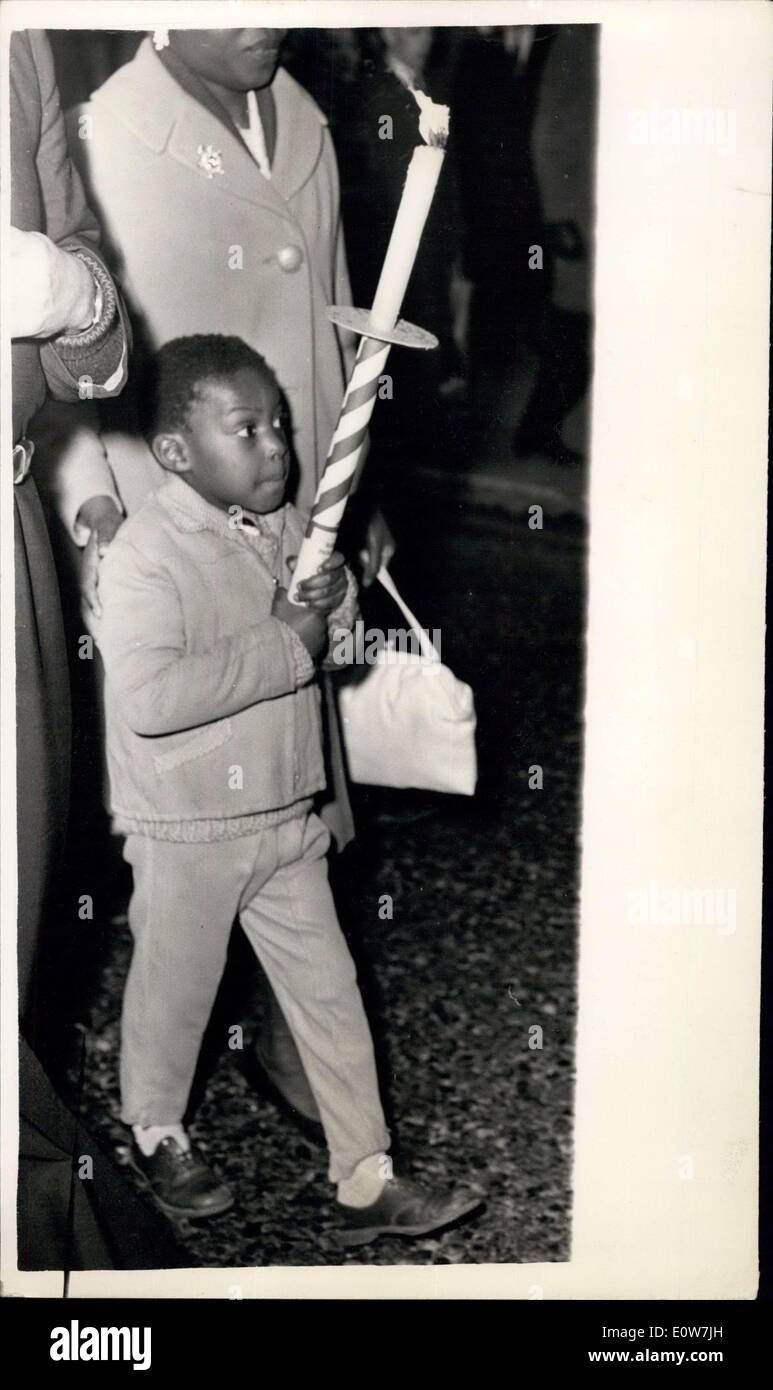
[412,88,450,148]
[389,64,450,148]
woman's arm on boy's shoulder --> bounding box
[96,534,308,736]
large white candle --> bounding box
[288,93,450,605]
[369,144,446,333]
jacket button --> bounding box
[277,245,303,272]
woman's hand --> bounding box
[359,507,396,588]
[78,495,124,618]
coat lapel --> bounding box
[165,96,289,217]
[270,67,328,201]
[93,38,327,219]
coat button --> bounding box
[277,245,304,272]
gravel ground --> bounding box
[53,490,586,1268]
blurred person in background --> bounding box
[47,28,143,108]
[332,27,462,480]
[280,26,360,122]
[452,27,555,389]
[452,25,591,468]
[516,24,595,468]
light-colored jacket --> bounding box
[49,37,354,532]
[96,474,356,837]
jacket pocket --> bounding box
[152,718,233,775]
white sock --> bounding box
[337,1152,393,1208]
[133,1123,190,1157]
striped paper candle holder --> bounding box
[287,309,437,602]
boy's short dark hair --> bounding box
[144,335,276,436]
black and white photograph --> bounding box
[1,0,769,1314]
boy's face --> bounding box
[158,366,290,515]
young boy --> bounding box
[96,335,480,1243]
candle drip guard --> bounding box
[327,305,438,352]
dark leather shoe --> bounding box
[128,1137,234,1219]
[338,1176,484,1246]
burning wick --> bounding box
[388,63,450,146]
[407,87,450,148]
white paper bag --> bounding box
[338,567,477,795]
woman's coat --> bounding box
[58,36,355,525]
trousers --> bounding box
[120,812,390,1182]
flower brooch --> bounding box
[197,145,225,179]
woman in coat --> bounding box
[62,30,353,516]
